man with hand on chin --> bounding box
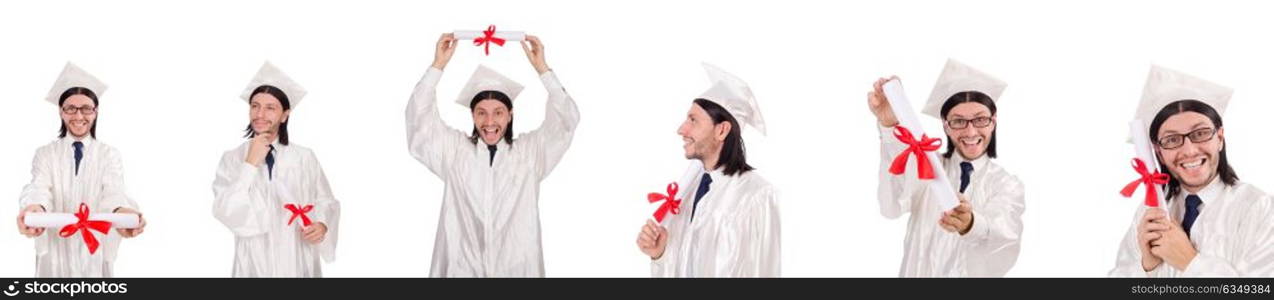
[213,62,340,277]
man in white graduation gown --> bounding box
[636,64,780,277]
[407,34,578,277]
[213,62,340,277]
[867,60,1025,277]
[1110,66,1274,277]
[16,62,146,277]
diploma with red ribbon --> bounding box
[889,125,942,180]
[645,160,705,224]
[454,25,526,56]
[23,204,140,254]
[1121,158,1168,207]
[58,204,111,254]
[647,183,682,223]
[1121,120,1169,208]
[881,79,958,211]
[285,203,314,227]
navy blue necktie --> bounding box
[1182,195,1202,237]
[488,145,498,166]
[72,141,84,176]
[265,145,276,181]
[691,173,713,222]
[959,162,974,193]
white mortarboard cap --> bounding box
[240,61,308,108]
[922,59,1007,119]
[455,65,524,108]
[698,63,766,135]
[46,62,108,105]
[1132,65,1233,141]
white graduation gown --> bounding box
[651,167,781,277]
[876,125,1026,277]
[212,140,340,277]
[1110,178,1274,277]
[406,67,579,277]
[19,136,139,277]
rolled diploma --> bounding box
[882,79,959,211]
[1130,119,1169,216]
[454,30,526,41]
[651,160,706,224]
[24,213,141,229]
[273,179,314,227]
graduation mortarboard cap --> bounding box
[921,59,1007,120]
[697,63,766,135]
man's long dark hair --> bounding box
[939,91,998,159]
[58,87,99,138]
[468,90,514,145]
[1148,99,1238,200]
[242,85,292,145]
[693,98,753,176]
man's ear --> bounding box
[1217,127,1225,151]
[714,121,731,142]
[281,110,291,124]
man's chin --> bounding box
[957,148,985,160]
[1178,173,1217,189]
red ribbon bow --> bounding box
[473,25,506,56]
[1120,158,1170,207]
[284,203,314,226]
[58,203,113,255]
[888,125,942,179]
[647,182,682,223]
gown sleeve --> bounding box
[405,67,473,180]
[18,147,55,255]
[651,214,685,277]
[212,148,271,237]
[1181,193,1274,277]
[876,124,926,219]
[729,185,781,277]
[961,170,1024,277]
[96,146,139,263]
[301,151,340,263]
[97,146,139,213]
[19,147,55,211]
[514,70,580,180]
[1109,207,1163,277]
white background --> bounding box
[1,0,1271,277]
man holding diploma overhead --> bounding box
[1110,66,1274,277]
[635,63,780,277]
[16,62,146,277]
[407,33,578,277]
[867,59,1024,277]
[212,62,340,277]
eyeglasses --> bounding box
[945,116,993,129]
[61,105,97,115]
[1157,127,1217,150]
